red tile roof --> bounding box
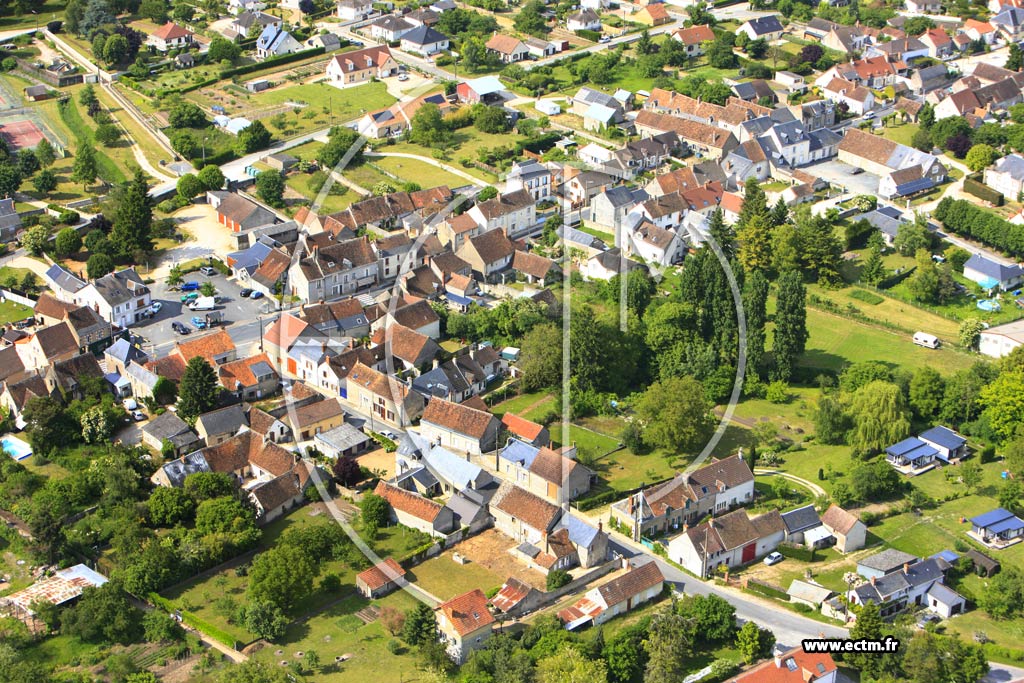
[152,21,192,41]
[356,557,406,591]
[437,589,495,636]
[501,412,546,442]
[731,648,837,683]
[375,480,443,522]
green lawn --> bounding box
[405,549,506,602]
[808,281,966,343]
[879,121,921,148]
[369,156,466,190]
[250,590,429,682]
[286,170,359,215]
[253,81,395,127]
[0,299,32,324]
[795,304,978,374]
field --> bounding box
[249,590,430,682]
[879,121,922,148]
[405,550,506,602]
[188,81,395,137]
[159,506,433,645]
[368,156,467,190]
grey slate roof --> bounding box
[858,548,919,573]
[314,422,371,453]
[401,24,447,45]
[143,411,196,442]
[196,404,248,438]
[45,264,86,294]
[781,504,822,535]
[157,451,211,487]
[964,253,1024,283]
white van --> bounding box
[188,296,216,311]
[913,332,940,349]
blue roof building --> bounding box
[970,508,1024,546]
[885,437,939,472]
[963,253,1024,291]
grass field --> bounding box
[794,304,978,374]
[405,550,505,602]
[879,121,921,148]
[369,156,466,190]
[250,590,430,682]
[286,170,359,214]
[0,298,33,324]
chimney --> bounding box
[433,357,440,369]
[903,562,911,574]
[774,650,784,668]
[300,303,306,315]
[870,575,876,585]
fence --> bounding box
[0,286,36,308]
[13,57,84,87]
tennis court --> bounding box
[0,119,45,150]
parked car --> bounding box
[14,319,32,329]
[180,281,200,292]
[149,301,163,314]
[599,36,611,43]
[380,430,399,440]
[239,288,253,298]
[181,292,199,303]
[199,266,216,276]
[398,73,409,81]
[131,410,146,421]
[191,316,208,329]
[123,398,138,410]
[171,321,191,335]
[763,552,784,566]
[916,613,941,629]
[249,291,264,299]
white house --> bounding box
[566,8,601,32]
[256,25,302,60]
[985,153,1024,200]
[147,22,194,52]
[737,15,785,42]
[668,508,785,577]
[980,319,1024,358]
[67,268,152,328]
[400,25,449,55]
[557,561,664,629]
[337,0,373,20]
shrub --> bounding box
[963,176,1004,206]
[546,569,571,591]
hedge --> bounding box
[935,197,1024,258]
[963,176,1004,206]
[575,489,620,511]
[777,543,818,563]
[148,593,242,650]
[576,29,601,42]
[176,47,328,94]
[745,578,789,601]
[517,132,562,155]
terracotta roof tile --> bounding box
[421,398,496,439]
[375,480,443,522]
[176,329,236,365]
[491,482,559,533]
[820,504,860,535]
[501,412,546,442]
[357,557,406,591]
[437,588,494,636]
[218,352,277,391]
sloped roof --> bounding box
[375,480,444,522]
[491,481,560,533]
[597,561,663,607]
[356,557,406,590]
[437,589,494,636]
[421,398,495,439]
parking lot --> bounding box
[133,270,280,355]
[809,159,881,197]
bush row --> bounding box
[575,489,620,511]
[776,543,819,563]
[744,578,790,601]
[148,592,242,650]
[963,175,1004,206]
[935,197,1024,258]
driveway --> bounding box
[807,159,880,197]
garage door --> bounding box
[742,543,756,563]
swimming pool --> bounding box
[977,299,1002,312]
[2,435,32,461]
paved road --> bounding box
[606,535,849,647]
